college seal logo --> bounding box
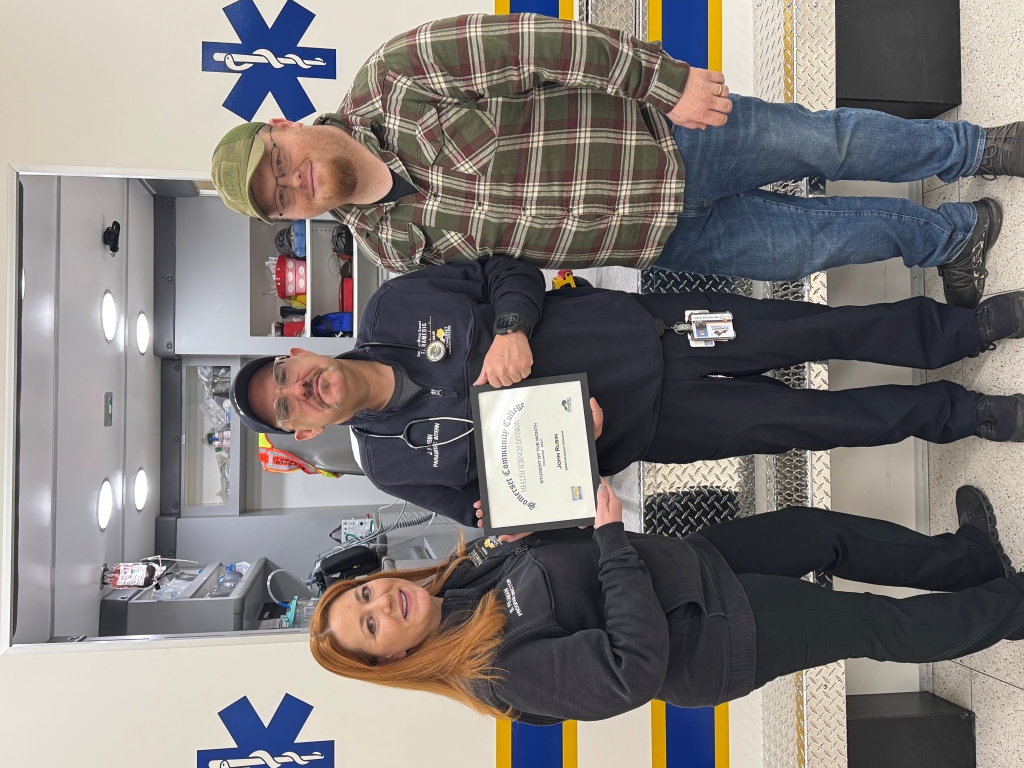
[202,0,337,120]
[197,694,335,768]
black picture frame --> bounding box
[470,373,599,536]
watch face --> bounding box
[496,314,520,331]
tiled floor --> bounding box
[925,0,1024,762]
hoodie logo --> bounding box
[425,421,441,468]
[502,578,523,617]
[416,318,452,361]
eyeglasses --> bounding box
[270,355,336,429]
[267,126,295,219]
[353,418,475,450]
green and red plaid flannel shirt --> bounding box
[316,13,690,273]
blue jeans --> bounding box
[654,95,986,280]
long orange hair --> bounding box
[309,541,512,718]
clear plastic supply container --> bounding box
[291,597,320,629]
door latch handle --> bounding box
[102,221,121,254]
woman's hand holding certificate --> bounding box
[473,469,615,544]
[589,397,603,439]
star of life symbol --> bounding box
[202,0,337,121]
[197,694,335,768]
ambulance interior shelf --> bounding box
[98,556,315,636]
[249,219,379,340]
[99,503,447,638]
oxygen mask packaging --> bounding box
[197,365,233,503]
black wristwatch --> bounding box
[494,312,532,339]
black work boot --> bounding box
[956,485,1016,578]
[975,392,1024,442]
[938,198,1002,309]
[975,291,1024,351]
[977,122,1024,180]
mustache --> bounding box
[304,366,342,411]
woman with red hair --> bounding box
[310,481,1023,723]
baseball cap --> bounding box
[230,357,291,435]
[210,122,273,224]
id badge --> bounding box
[688,312,735,340]
[683,310,735,347]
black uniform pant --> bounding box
[698,508,1024,690]
[636,292,982,462]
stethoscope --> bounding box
[349,340,475,449]
[360,338,448,362]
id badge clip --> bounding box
[673,311,736,348]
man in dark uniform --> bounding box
[230,256,1024,527]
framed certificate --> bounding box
[471,374,600,535]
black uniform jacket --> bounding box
[439,525,756,722]
[343,256,663,526]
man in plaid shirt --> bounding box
[212,13,1024,310]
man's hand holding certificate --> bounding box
[471,374,600,535]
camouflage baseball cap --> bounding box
[210,122,273,223]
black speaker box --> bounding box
[836,0,961,119]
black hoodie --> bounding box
[438,525,756,723]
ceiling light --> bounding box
[101,291,117,342]
[136,312,150,355]
[134,469,148,512]
[97,479,113,530]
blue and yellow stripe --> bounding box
[497,702,728,768]
[647,0,723,70]
[499,0,724,72]
[497,719,578,768]
[651,702,729,768]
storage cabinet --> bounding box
[174,197,384,357]
[173,206,386,520]
[249,217,383,339]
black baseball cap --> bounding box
[230,357,291,435]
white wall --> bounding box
[0,638,495,766]
[723,0,755,95]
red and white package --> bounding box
[105,562,157,589]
